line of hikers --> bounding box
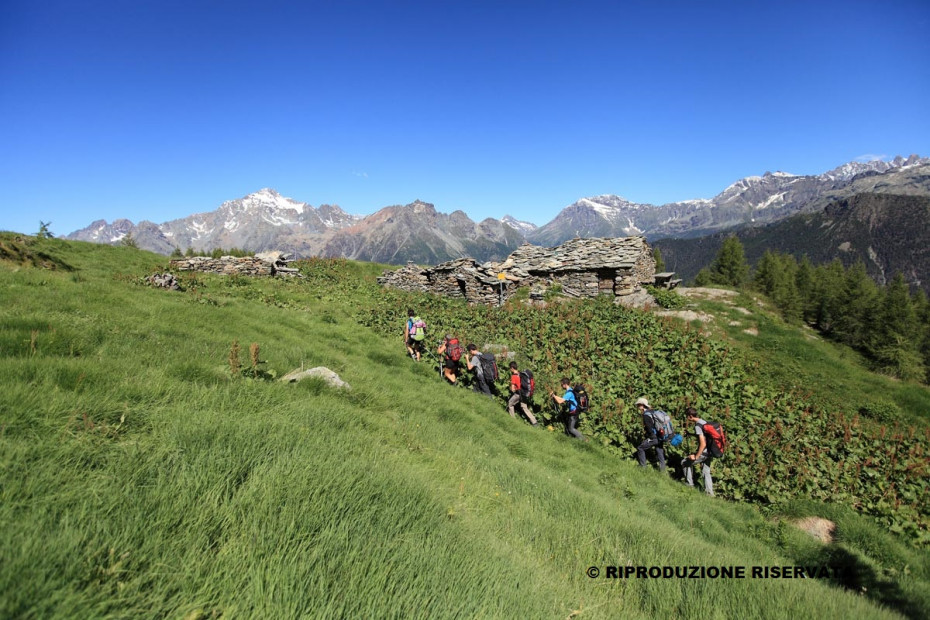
[404,309,726,495]
[634,398,725,496]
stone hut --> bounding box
[168,252,300,277]
[378,236,656,306]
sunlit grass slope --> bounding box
[1,235,927,618]
[681,289,930,426]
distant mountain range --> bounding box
[655,192,930,293]
[67,188,360,258]
[66,155,929,269]
[528,154,929,244]
[318,200,525,265]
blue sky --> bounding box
[2,0,928,236]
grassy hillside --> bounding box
[666,287,930,427]
[2,234,928,618]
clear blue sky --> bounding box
[2,0,928,236]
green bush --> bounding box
[858,399,902,423]
[361,288,930,546]
[646,286,686,309]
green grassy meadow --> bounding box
[680,290,930,426]
[2,234,929,618]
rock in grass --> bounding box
[280,367,352,390]
[792,517,836,544]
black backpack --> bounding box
[518,369,535,400]
[478,352,498,385]
[570,384,589,415]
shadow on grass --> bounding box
[815,543,928,619]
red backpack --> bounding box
[445,338,463,362]
[702,421,728,457]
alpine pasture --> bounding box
[1,234,927,619]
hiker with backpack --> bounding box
[634,397,672,471]
[681,407,724,497]
[404,309,427,362]
[465,344,497,397]
[549,378,586,440]
[507,362,538,426]
[437,334,463,385]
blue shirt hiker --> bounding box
[550,378,585,440]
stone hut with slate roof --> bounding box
[377,236,656,306]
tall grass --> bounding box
[691,293,930,425]
[1,236,927,618]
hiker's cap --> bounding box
[635,397,650,408]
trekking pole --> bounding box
[434,340,444,381]
[423,344,439,379]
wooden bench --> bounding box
[652,272,682,289]
[653,272,678,289]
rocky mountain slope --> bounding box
[529,155,929,245]
[320,200,526,265]
[654,192,930,292]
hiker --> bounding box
[404,309,426,361]
[437,334,463,384]
[634,397,667,471]
[466,344,493,396]
[550,378,585,440]
[507,362,538,426]
[681,407,715,496]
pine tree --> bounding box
[835,261,879,348]
[753,251,779,295]
[753,251,801,322]
[811,259,846,334]
[871,274,925,381]
[703,236,749,288]
[694,267,714,287]
[796,256,816,322]
[35,221,55,239]
[913,289,930,383]
[774,254,802,323]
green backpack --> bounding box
[409,316,427,341]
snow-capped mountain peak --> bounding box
[818,154,928,182]
[501,215,537,234]
[527,155,929,246]
[230,188,308,214]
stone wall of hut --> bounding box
[378,236,656,306]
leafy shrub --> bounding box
[646,286,686,309]
[544,283,563,301]
[359,289,930,545]
[858,400,902,423]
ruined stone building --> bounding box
[378,236,656,306]
[168,252,299,277]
